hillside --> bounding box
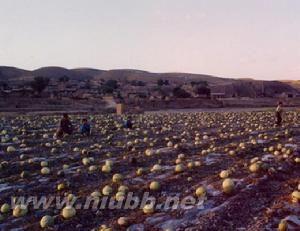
[282,80,300,91]
[33,66,95,80]
[0,66,30,81]
[72,68,105,78]
[93,69,233,85]
[0,66,236,84]
[0,66,298,97]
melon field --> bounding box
[0,110,299,230]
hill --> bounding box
[0,66,298,97]
[33,66,95,80]
[0,66,30,81]
[0,66,235,84]
[281,80,300,91]
[72,68,105,78]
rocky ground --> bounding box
[0,110,299,230]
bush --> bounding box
[173,87,191,98]
[157,79,169,86]
[30,76,50,94]
[196,86,211,97]
[0,81,9,90]
[130,80,146,86]
[100,80,119,94]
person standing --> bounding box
[275,101,283,126]
[123,116,133,129]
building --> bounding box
[211,92,226,100]
[276,92,297,99]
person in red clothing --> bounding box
[56,113,73,138]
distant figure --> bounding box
[123,116,133,129]
[56,113,73,138]
[275,101,283,126]
[80,118,91,136]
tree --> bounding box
[157,79,169,86]
[84,79,92,89]
[58,75,69,92]
[106,80,118,88]
[116,91,123,100]
[59,75,69,83]
[191,81,208,87]
[130,80,146,86]
[0,81,8,90]
[157,79,164,86]
[101,80,119,94]
[173,87,191,98]
[196,86,211,97]
[30,76,50,95]
[138,81,146,86]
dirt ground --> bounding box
[0,110,299,230]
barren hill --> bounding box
[281,80,300,91]
[33,66,96,80]
[0,66,234,84]
[0,66,30,81]
[0,66,298,97]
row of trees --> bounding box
[2,75,211,99]
[100,80,119,94]
[157,79,169,86]
[0,77,50,94]
[24,77,120,95]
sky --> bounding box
[0,0,299,80]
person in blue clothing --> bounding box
[123,116,133,129]
[80,118,91,136]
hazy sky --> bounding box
[0,0,299,80]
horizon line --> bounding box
[0,64,298,82]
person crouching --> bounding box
[56,113,73,138]
[80,118,91,136]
